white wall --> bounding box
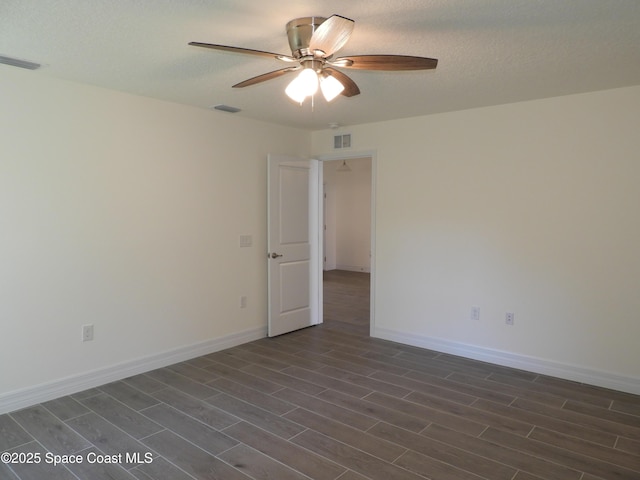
[0,66,310,410]
[312,86,640,393]
[323,158,372,272]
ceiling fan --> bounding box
[189,14,438,103]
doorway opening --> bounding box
[321,156,373,334]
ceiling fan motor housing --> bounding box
[286,17,327,58]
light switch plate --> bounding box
[239,235,252,247]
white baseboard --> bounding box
[373,327,640,395]
[335,264,371,273]
[0,326,266,415]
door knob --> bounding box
[270,252,283,259]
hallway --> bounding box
[323,269,370,331]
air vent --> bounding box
[0,55,41,70]
[333,134,351,149]
[211,104,241,113]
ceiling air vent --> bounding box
[211,104,241,113]
[333,134,351,149]
[0,55,41,70]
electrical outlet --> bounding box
[505,312,515,326]
[471,306,480,321]
[240,296,247,309]
[82,324,94,342]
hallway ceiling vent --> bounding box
[333,133,351,149]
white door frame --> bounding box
[316,150,377,336]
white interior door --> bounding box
[267,154,321,337]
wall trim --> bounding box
[373,327,640,395]
[0,326,267,415]
[335,264,371,273]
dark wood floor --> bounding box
[323,269,370,327]
[2,270,639,480]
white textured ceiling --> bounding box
[2,0,640,130]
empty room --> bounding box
[1,1,639,479]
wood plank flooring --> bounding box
[2,270,639,480]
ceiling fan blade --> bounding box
[189,42,296,62]
[324,68,360,97]
[308,14,354,57]
[232,67,299,88]
[334,54,438,71]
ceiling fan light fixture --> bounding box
[285,67,319,103]
[320,74,344,102]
